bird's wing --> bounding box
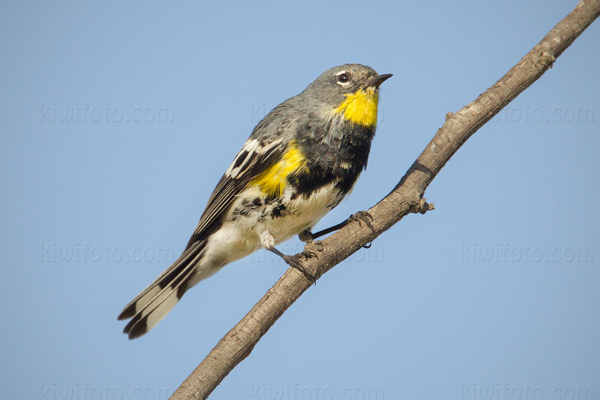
[117,136,287,336]
[186,136,287,246]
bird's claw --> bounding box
[348,212,375,249]
[303,240,324,258]
[282,254,316,285]
[349,211,374,232]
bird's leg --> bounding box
[299,222,346,242]
[299,211,375,244]
[268,247,316,284]
[260,230,316,284]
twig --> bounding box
[170,1,600,398]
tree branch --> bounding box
[171,1,600,399]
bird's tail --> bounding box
[118,240,207,339]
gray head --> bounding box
[301,64,393,107]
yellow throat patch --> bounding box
[249,140,307,198]
[335,87,379,128]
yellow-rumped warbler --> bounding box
[118,64,392,339]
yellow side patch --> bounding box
[335,87,379,128]
[249,140,307,198]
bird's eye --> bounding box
[337,73,350,84]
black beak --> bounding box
[366,73,393,88]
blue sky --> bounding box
[2,1,599,399]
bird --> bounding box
[118,63,392,339]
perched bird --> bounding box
[118,64,392,339]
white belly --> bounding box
[196,182,343,275]
[263,182,343,243]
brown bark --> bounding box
[171,1,600,398]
